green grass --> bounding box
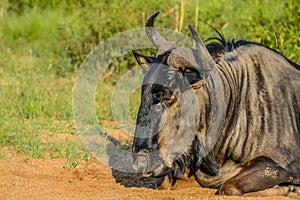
[0,0,299,167]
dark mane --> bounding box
[205,30,300,70]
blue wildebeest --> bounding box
[131,11,300,197]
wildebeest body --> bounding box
[130,11,300,197]
[196,43,300,187]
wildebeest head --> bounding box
[132,11,222,180]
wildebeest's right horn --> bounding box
[188,25,215,71]
[146,11,176,50]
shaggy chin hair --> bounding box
[167,139,218,184]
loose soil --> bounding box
[0,125,294,200]
[0,155,293,200]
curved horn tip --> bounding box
[188,24,194,30]
[189,25,215,71]
[188,25,201,43]
[146,11,160,27]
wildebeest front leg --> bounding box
[244,185,300,198]
[219,157,297,197]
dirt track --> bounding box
[0,154,293,200]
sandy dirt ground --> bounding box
[0,154,294,200]
[0,123,295,200]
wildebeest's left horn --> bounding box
[146,11,176,50]
[188,25,215,71]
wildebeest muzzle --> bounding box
[133,150,172,177]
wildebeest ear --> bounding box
[132,50,155,71]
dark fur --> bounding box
[205,31,300,70]
[131,13,300,197]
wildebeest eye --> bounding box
[182,67,202,85]
[184,68,193,73]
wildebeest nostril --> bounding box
[151,164,171,177]
[133,155,148,173]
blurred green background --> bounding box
[0,0,299,167]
